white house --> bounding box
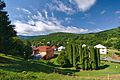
[94,44,107,54]
[58,46,65,51]
[82,44,86,47]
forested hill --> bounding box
[26,27,120,48]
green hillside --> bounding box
[0,54,120,80]
[27,27,120,48]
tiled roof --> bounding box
[33,46,52,52]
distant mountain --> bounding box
[18,35,38,39]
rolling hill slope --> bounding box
[26,27,120,48]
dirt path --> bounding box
[112,54,120,60]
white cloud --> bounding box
[65,17,72,24]
[48,0,74,15]
[43,10,48,19]
[69,0,73,3]
[101,10,106,14]
[32,11,45,21]
[48,0,96,14]
[51,12,54,17]
[14,20,88,36]
[16,8,31,14]
[82,13,91,19]
[88,21,95,25]
[57,3,73,13]
[74,0,96,12]
[118,16,120,19]
[14,11,88,36]
[115,11,120,14]
[89,29,103,33]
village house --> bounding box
[58,46,65,51]
[82,44,87,47]
[94,44,107,54]
[33,46,54,60]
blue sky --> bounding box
[4,0,120,36]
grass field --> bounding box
[0,54,120,80]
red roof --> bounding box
[51,45,58,49]
[33,46,52,52]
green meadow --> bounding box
[0,54,120,80]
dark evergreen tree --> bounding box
[79,45,83,68]
[82,47,86,70]
[23,40,32,60]
[75,44,80,68]
[0,0,16,54]
[66,43,73,65]
[96,48,100,66]
[89,47,96,69]
[94,48,98,69]
[57,50,70,67]
[94,48,100,69]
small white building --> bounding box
[58,46,65,51]
[82,44,87,47]
[94,44,107,54]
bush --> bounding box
[115,52,120,56]
[57,50,71,67]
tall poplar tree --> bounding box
[66,43,73,65]
[72,44,76,67]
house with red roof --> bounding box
[33,46,54,60]
[51,45,58,51]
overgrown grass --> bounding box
[0,54,120,80]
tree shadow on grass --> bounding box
[0,60,55,73]
[0,56,15,64]
[98,64,109,70]
[0,55,55,73]
[0,56,77,75]
[45,61,59,67]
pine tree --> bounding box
[0,0,16,54]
